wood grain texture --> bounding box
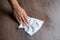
[0,0,60,40]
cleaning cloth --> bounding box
[18,17,44,36]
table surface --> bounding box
[0,0,60,40]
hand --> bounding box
[13,6,28,26]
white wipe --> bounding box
[18,17,44,36]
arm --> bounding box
[10,0,22,10]
[10,0,28,25]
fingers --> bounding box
[21,14,28,26]
[14,9,28,26]
[23,13,29,24]
[14,10,21,23]
[16,9,29,25]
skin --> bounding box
[10,0,28,26]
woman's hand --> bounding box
[10,0,29,25]
[13,6,28,25]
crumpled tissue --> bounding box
[18,17,44,36]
